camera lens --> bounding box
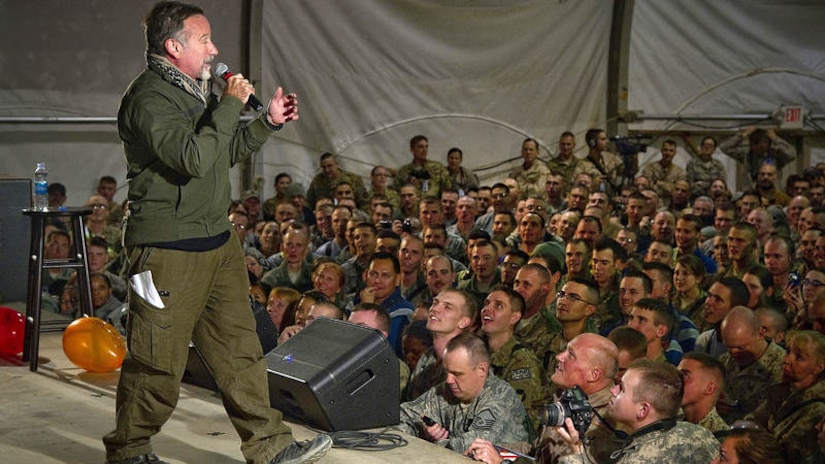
[538,403,569,426]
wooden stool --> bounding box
[22,207,95,371]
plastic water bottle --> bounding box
[34,162,48,210]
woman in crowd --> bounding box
[785,269,825,329]
[743,265,775,310]
[711,426,786,464]
[672,255,707,331]
[245,248,266,283]
[312,261,346,307]
[257,220,282,259]
[265,287,301,332]
[747,330,825,461]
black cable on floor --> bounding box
[328,427,409,451]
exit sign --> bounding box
[781,106,805,130]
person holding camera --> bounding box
[555,360,719,464]
[465,333,623,464]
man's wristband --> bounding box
[262,114,283,131]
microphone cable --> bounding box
[328,427,408,452]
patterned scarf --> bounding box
[146,53,208,107]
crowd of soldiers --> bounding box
[45,126,825,463]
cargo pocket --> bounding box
[127,292,174,374]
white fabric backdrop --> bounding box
[255,0,612,193]
[628,0,825,190]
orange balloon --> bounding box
[62,317,127,373]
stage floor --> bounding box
[0,313,470,464]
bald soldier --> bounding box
[466,333,624,464]
[717,306,785,423]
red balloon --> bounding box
[62,317,127,373]
[0,306,25,356]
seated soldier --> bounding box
[627,298,681,365]
[90,273,127,335]
[260,222,314,293]
[480,286,546,431]
[86,236,127,302]
[398,333,530,453]
[467,333,624,464]
[718,306,785,424]
[607,326,647,384]
[353,251,414,357]
[746,330,825,461]
[677,352,729,434]
[405,289,477,401]
[555,360,719,464]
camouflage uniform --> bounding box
[449,167,480,195]
[560,420,719,464]
[572,152,625,194]
[510,162,551,200]
[719,340,785,423]
[594,293,622,337]
[444,232,468,266]
[490,336,548,432]
[747,378,825,462]
[686,158,726,198]
[515,304,563,372]
[697,407,729,434]
[457,272,501,312]
[260,260,313,294]
[398,359,410,397]
[719,133,796,186]
[397,373,531,452]
[404,348,444,402]
[401,273,428,302]
[341,256,368,297]
[640,161,687,200]
[530,385,624,464]
[546,156,580,182]
[370,188,401,210]
[673,292,707,333]
[306,169,369,209]
[395,160,453,200]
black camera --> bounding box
[538,385,594,437]
[408,169,431,180]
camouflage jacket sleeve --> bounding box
[767,379,825,461]
[718,134,748,162]
[398,377,531,452]
[444,376,531,452]
[495,341,548,433]
[611,421,719,464]
[769,136,797,168]
[343,170,371,209]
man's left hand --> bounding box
[266,87,299,126]
[422,421,450,442]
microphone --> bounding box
[213,62,264,112]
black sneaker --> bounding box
[269,434,333,464]
[106,454,169,464]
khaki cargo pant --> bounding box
[103,237,293,463]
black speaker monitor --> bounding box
[266,318,400,431]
